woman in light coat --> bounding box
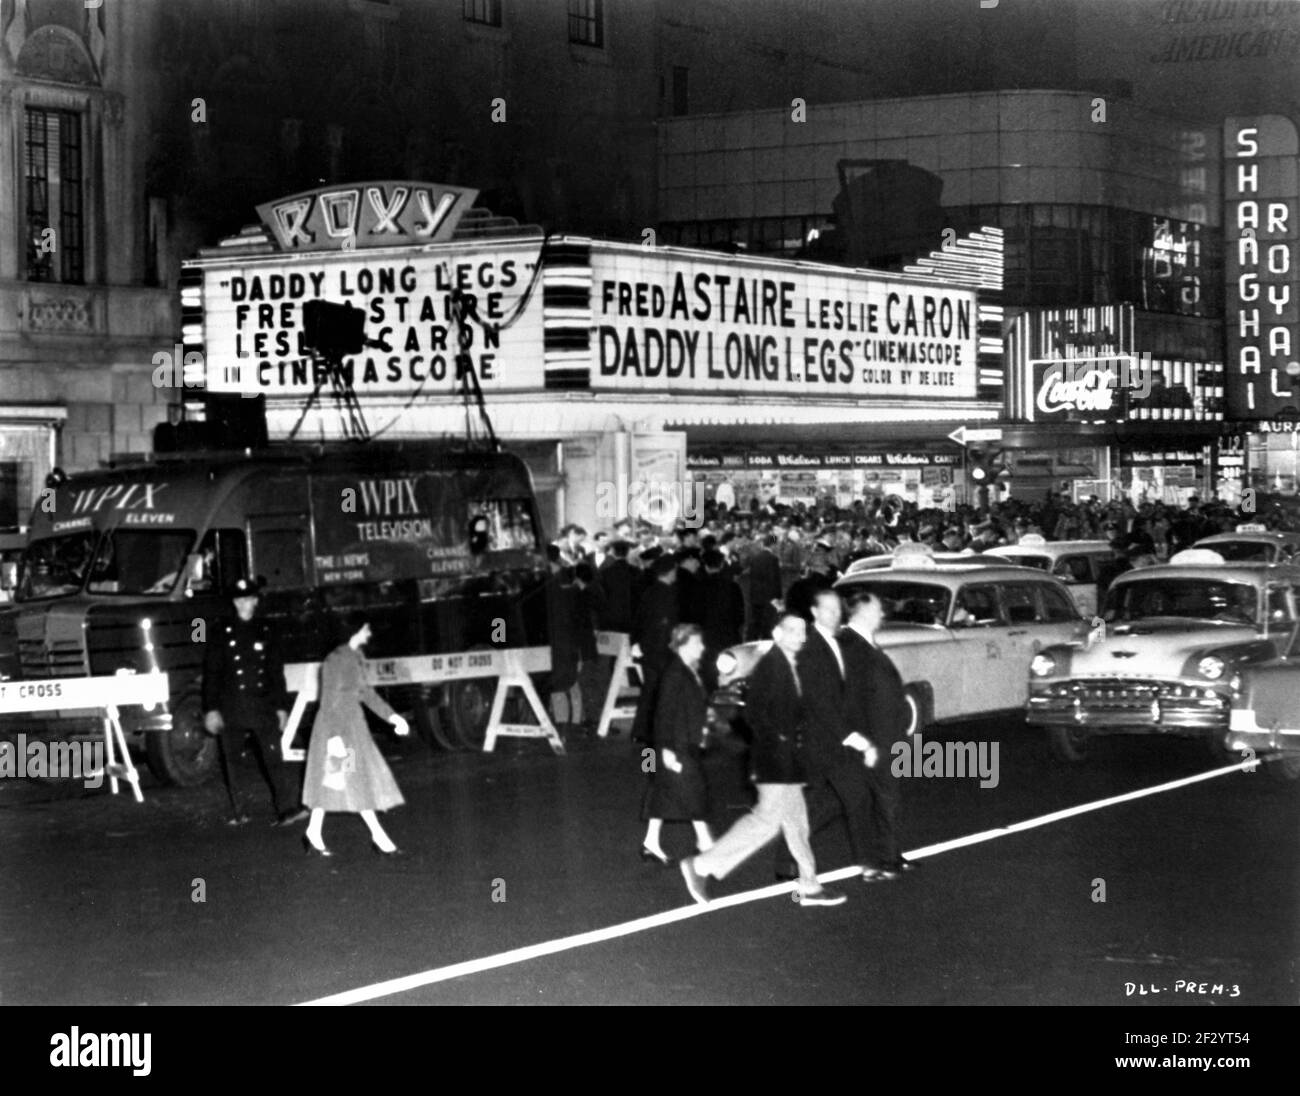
[302,618,410,856]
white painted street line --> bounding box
[900,757,1254,862]
[298,759,1253,1005]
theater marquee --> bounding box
[196,237,547,396]
[589,249,978,400]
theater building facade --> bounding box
[181,181,1006,532]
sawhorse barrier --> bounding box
[0,671,170,803]
[281,645,563,757]
[595,631,641,739]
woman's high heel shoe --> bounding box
[640,845,670,865]
[372,842,403,856]
[302,836,332,858]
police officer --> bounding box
[202,578,305,826]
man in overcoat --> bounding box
[777,587,875,878]
[839,589,912,880]
[630,554,679,742]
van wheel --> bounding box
[414,687,459,751]
[145,689,219,786]
[902,686,929,737]
[447,678,495,749]
[1048,725,1091,763]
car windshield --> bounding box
[837,579,952,626]
[1203,540,1274,562]
[18,530,196,600]
[1102,577,1258,625]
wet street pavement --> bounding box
[1,718,1296,1008]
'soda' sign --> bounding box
[255,181,479,253]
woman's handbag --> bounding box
[323,735,351,790]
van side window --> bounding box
[251,528,308,589]
[191,529,247,593]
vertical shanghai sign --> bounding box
[1223,116,1300,421]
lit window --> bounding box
[568,0,603,47]
[25,107,84,284]
[464,0,502,26]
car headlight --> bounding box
[716,651,738,676]
[1197,655,1226,680]
[1030,653,1056,677]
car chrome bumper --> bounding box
[1027,679,1230,733]
[1224,709,1300,755]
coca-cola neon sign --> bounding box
[1036,365,1119,415]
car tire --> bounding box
[413,687,460,751]
[144,688,219,786]
[1204,733,1239,767]
[1047,724,1091,763]
[446,677,494,749]
[902,685,929,737]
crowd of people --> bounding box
[541,490,1293,732]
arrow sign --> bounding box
[947,426,1003,446]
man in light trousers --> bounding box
[679,610,846,907]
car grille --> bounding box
[17,637,89,678]
[1029,678,1230,729]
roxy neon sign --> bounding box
[255,181,478,253]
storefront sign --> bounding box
[198,239,546,396]
[1224,116,1300,421]
[688,452,959,469]
[590,250,977,399]
[255,182,477,253]
[1125,449,1204,464]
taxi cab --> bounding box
[713,544,1086,737]
[984,535,1118,617]
[1192,524,1300,564]
[1026,548,1300,777]
[1221,625,1300,781]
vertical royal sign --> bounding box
[1224,116,1300,422]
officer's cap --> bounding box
[231,577,265,599]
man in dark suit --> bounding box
[840,588,912,880]
[744,534,782,641]
[597,539,635,634]
[675,548,704,625]
[776,587,875,879]
[699,548,745,690]
[630,555,679,742]
[680,611,846,907]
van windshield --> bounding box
[19,530,196,600]
[18,532,97,599]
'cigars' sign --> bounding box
[256,181,478,253]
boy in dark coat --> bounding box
[640,624,714,861]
